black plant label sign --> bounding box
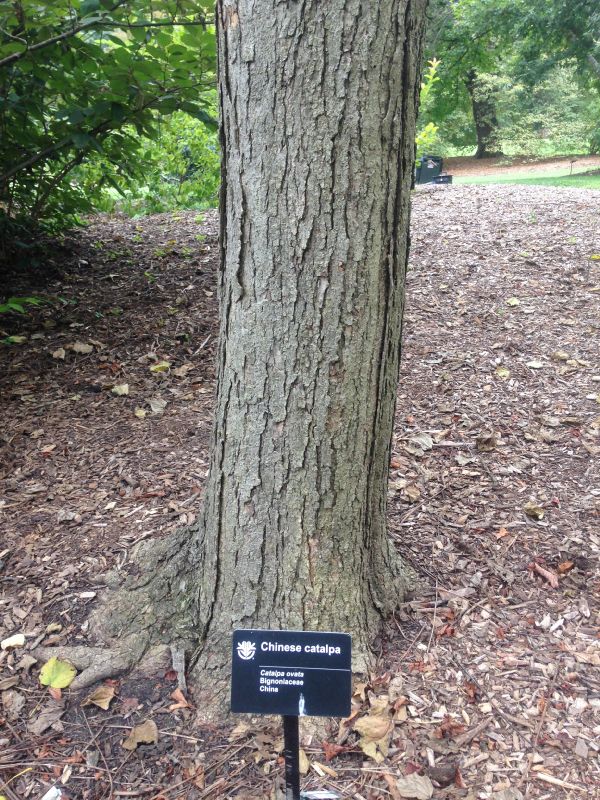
[231,629,352,717]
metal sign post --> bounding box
[283,714,300,800]
[230,629,351,800]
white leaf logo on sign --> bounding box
[237,640,256,660]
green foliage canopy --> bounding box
[0,0,216,232]
[421,0,600,156]
[508,0,600,86]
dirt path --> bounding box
[1,185,599,799]
[446,154,600,178]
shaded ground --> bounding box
[1,185,599,800]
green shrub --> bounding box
[82,109,220,216]
[0,0,216,239]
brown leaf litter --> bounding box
[1,185,598,798]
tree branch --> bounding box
[0,0,127,68]
[566,30,600,81]
[585,51,600,80]
[0,1,207,70]
[103,20,208,29]
[0,83,208,185]
[30,153,85,219]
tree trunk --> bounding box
[465,70,502,159]
[81,0,427,704]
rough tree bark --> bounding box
[465,69,503,159]
[38,0,429,705]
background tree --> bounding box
[37,0,429,702]
[421,0,600,158]
[422,0,511,157]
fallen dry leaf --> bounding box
[28,700,65,734]
[476,433,498,452]
[168,687,192,711]
[557,560,574,573]
[83,684,116,710]
[122,719,159,750]
[396,773,434,800]
[353,713,393,763]
[491,789,524,800]
[46,623,62,635]
[16,654,37,672]
[433,714,465,739]
[404,432,433,456]
[120,696,140,715]
[70,341,93,354]
[574,648,600,666]
[322,741,345,761]
[148,397,167,415]
[228,721,251,741]
[382,772,403,800]
[427,764,460,788]
[173,364,193,377]
[299,748,310,775]
[2,688,26,720]
[523,501,544,520]
[402,483,421,502]
[354,714,392,741]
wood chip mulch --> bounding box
[1,184,599,800]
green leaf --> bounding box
[149,360,171,373]
[39,657,77,689]
[72,132,94,149]
[3,335,28,344]
[80,0,101,16]
[189,107,218,129]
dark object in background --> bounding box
[415,154,452,185]
[415,154,442,183]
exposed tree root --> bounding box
[91,527,201,647]
[34,527,203,691]
[34,641,141,690]
[32,641,174,691]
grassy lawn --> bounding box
[455,169,600,189]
